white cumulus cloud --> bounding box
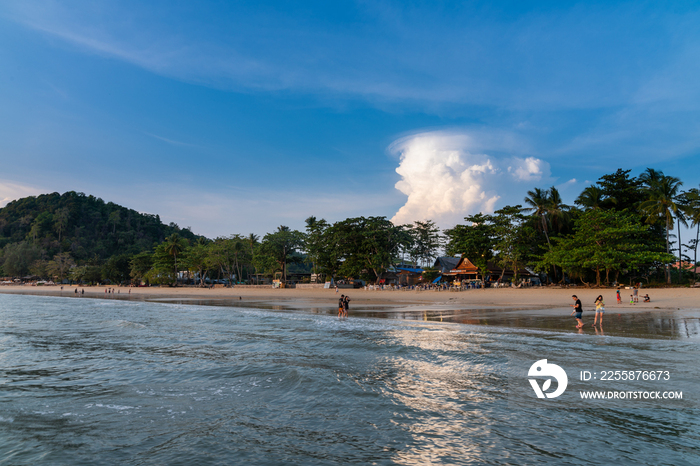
[390,130,550,227]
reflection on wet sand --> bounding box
[3,288,699,340]
[154,297,700,340]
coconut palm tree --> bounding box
[231,237,245,285]
[575,185,605,211]
[638,168,664,187]
[546,186,571,233]
[164,233,187,286]
[675,205,689,283]
[525,187,570,282]
[523,187,550,240]
[639,174,684,284]
[247,233,260,283]
[680,188,700,282]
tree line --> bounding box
[129,218,442,286]
[1,168,698,286]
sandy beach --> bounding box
[2,285,699,338]
[1,284,698,313]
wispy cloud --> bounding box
[143,132,197,147]
[0,180,44,207]
[5,1,699,112]
[3,0,700,230]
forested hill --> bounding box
[0,191,201,262]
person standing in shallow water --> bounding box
[593,295,604,327]
[570,295,584,328]
[343,295,350,317]
[338,294,345,317]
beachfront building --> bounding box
[432,257,460,275]
[395,266,424,286]
[376,270,399,286]
[671,261,700,274]
[442,257,534,285]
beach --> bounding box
[2,284,698,339]
[1,283,697,311]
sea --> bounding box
[0,293,698,465]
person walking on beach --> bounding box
[570,295,584,328]
[593,295,605,326]
[616,289,621,304]
[633,286,638,303]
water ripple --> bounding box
[0,294,697,465]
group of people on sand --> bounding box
[616,287,650,304]
[571,289,652,329]
[338,294,350,317]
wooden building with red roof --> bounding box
[443,257,534,283]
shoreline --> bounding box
[0,284,697,311]
[1,285,699,339]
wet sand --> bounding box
[2,285,699,339]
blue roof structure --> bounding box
[396,267,424,274]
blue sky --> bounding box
[1,1,699,237]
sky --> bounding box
[1,1,700,238]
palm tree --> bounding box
[639,174,684,284]
[575,185,605,211]
[164,233,186,286]
[680,188,700,282]
[525,187,567,282]
[638,168,664,187]
[523,187,550,241]
[546,186,570,233]
[231,237,245,285]
[247,233,260,283]
[675,206,688,283]
[545,187,572,283]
